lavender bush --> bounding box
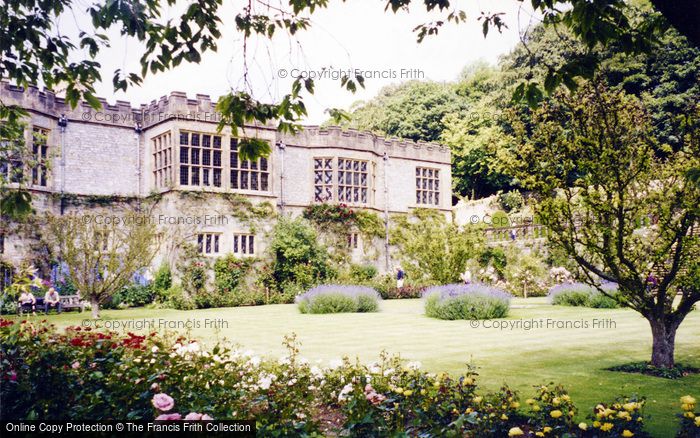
[548,282,620,308]
[423,283,511,320]
[296,285,381,314]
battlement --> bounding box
[0,82,450,160]
[280,125,450,163]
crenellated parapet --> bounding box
[280,125,450,163]
[1,82,450,162]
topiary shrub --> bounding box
[296,285,381,314]
[548,282,620,308]
[423,283,511,320]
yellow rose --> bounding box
[420,389,426,395]
[694,416,700,427]
[561,394,571,402]
[403,390,413,396]
[603,408,617,418]
[550,410,563,419]
[681,404,694,412]
[623,402,638,412]
[680,396,697,405]
[578,423,588,430]
[511,402,521,409]
[473,396,483,403]
[618,411,632,421]
[536,433,544,437]
[465,408,473,414]
[525,398,536,405]
[684,412,695,419]
[593,421,601,428]
[395,387,404,394]
[508,427,524,437]
[464,377,475,385]
[533,405,541,412]
[622,430,634,437]
[552,397,561,406]
[501,414,509,420]
[543,426,552,433]
[600,423,614,432]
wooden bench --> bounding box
[18,294,85,314]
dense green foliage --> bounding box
[336,18,700,199]
[269,217,333,290]
[391,210,484,284]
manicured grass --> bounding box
[11,298,700,437]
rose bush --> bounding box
[1,318,698,437]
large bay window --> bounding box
[179,131,222,187]
[153,131,173,188]
[313,157,370,205]
[31,127,49,187]
[230,138,269,191]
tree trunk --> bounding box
[648,317,678,368]
[91,297,100,319]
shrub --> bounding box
[164,285,195,310]
[391,209,484,284]
[548,282,620,308]
[296,285,381,314]
[214,255,254,294]
[349,264,378,282]
[423,283,511,320]
[118,284,155,307]
[270,217,333,290]
[498,190,524,213]
[490,210,510,227]
[152,263,172,302]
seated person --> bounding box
[44,287,62,314]
[18,290,36,315]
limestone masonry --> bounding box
[0,82,452,273]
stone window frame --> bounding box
[152,131,174,188]
[313,157,371,206]
[415,166,441,207]
[347,232,359,249]
[229,138,270,192]
[0,130,25,185]
[31,127,50,187]
[233,233,255,256]
[197,232,221,255]
[178,130,223,188]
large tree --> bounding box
[502,83,700,368]
[43,211,158,318]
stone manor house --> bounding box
[0,82,452,277]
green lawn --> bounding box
[12,298,700,437]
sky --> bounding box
[73,0,531,124]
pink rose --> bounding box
[184,412,202,420]
[71,361,80,369]
[152,393,175,411]
[155,413,181,421]
[202,414,213,420]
